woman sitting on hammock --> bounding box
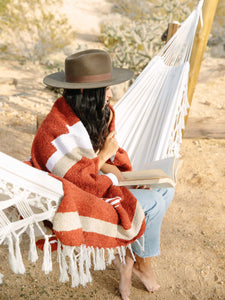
[31,49,174,300]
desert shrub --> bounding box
[0,0,76,63]
[101,0,198,76]
[101,20,163,76]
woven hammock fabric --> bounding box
[0,0,204,286]
[115,0,204,170]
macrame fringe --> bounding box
[15,235,26,274]
[28,224,38,263]
[7,235,20,274]
[7,234,25,274]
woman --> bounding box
[31,49,174,300]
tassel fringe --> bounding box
[42,235,52,274]
[56,244,131,287]
[4,229,132,287]
[28,224,38,263]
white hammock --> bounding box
[0,0,204,285]
[115,0,203,170]
[0,153,63,282]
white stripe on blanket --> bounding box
[52,148,96,178]
[46,122,96,173]
[53,200,144,240]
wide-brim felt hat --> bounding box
[43,49,134,89]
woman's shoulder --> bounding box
[51,96,80,125]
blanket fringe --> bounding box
[57,240,69,283]
[42,235,52,274]
[57,244,130,287]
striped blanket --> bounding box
[30,97,145,286]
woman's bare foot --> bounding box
[113,253,134,300]
[132,257,160,292]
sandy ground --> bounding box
[0,1,225,299]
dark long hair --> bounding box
[63,88,110,152]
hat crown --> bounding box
[65,49,113,83]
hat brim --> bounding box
[43,67,134,89]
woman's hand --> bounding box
[101,163,124,181]
[98,131,119,169]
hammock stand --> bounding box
[0,0,218,286]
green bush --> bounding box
[0,0,76,63]
[101,0,197,77]
[101,20,163,76]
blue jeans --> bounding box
[130,188,175,258]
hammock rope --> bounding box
[0,0,204,285]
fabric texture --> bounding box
[29,96,145,285]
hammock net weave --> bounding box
[0,0,204,285]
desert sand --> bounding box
[0,1,225,299]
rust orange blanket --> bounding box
[30,97,145,286]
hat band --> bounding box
[65,72,112,83]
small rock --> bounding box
[217,104,224,110]
[202,100,211,106]
[179,289,185,296]
[192,140,200,146]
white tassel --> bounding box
[15,236,25,274]
[28,224,38,263]
[66,245,93,287]
[7,235,19,273]
[57,243,69,283]
[69,250,80,287]
[94,247,106,270]
[93,247,99,270]
[117,246,125,264]
[107,248,115,265]
[85,247,92,283]
[42,236,52,274]
[91,246,96,269]
[82,246,92,285]
[100,248,106,270]
[78,245,86,286]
